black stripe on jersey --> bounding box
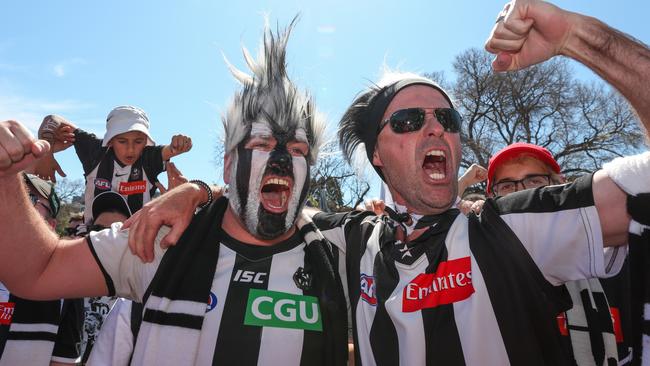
[579,288,613,364]
[212,252,273,365]
[53,299,83,361]
[142,309,203,329]
[469,203,573,366]
[495,173,594,214]
[0,323,8,358]
[7,331,58,342]
[419,229,466,365]
[627,230,650,365]
[369,242,400,366]
[300,243,325,366]
[86,236,116,296]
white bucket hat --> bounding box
[102,105,155,147]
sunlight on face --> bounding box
[109,131,148,165]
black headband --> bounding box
[360,79,454,180]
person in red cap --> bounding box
[487,142,632,365]
[487,142,563,197]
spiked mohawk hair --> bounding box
[222,16,326,165]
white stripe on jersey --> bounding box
[257,242,307,366]
[9,323,59,334]
[146,295,206,317]
[195,244,237,365]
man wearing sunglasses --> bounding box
[87,1,650,365]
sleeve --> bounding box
[312,210,376,255]
[86,298,134,366]
[495,173,627,285]
[140,145,166,180]
[50,299,84,364]
[73,129,106,174]
[86,223,170,302]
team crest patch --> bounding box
[360,274,377,306]
[293,267,312,291]
[0,302,15,325]
[206,291,218,312]
[402,256,474,312]
[94,178,111,190]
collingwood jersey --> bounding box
[73,129,165,223]
[0,283,82,365]
[313,174,627,366]
[87,217,340,365]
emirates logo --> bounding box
[402,256,474,312]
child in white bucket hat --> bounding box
[44,106,192,223]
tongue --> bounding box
[423,160,445,175]
[261,189,288,209]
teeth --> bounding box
[426,150,446,158]
[281,191,287,207]
[267,178,289,187]
[429,172,446,180]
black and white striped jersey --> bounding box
[73,129,165,223]
[0,283,83,365]
[86,298,137,366]
[88,221,336,365]
[313,175,627,366]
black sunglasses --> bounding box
[379,107,462,134]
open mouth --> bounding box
[422,150,447,181]
[260,176,292,213]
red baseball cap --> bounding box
[487,142,561,194]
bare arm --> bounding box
[458,163,487,196]
[0,121,107,300]
[592,170,630,247]
[123,181,219,262]
[161,134,193,161]
[486,0,650,127]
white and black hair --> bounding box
[222,16,326,165]
[338,71,454,179]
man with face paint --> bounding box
[0,20,348,366]
[118,1,650,365]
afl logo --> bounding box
[206,291,218,312]
[94,178,111,190]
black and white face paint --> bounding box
[228,122,310,239]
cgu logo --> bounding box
[360,274,377,306]
[233,270,267,284]
[244,289,322,331]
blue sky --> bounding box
[2,0,649,198]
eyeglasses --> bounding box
[28,192,58,219]
[492,174,551,196]
[379,107,462,134]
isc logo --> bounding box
[244,289,322,331]
[233,270,267,284]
